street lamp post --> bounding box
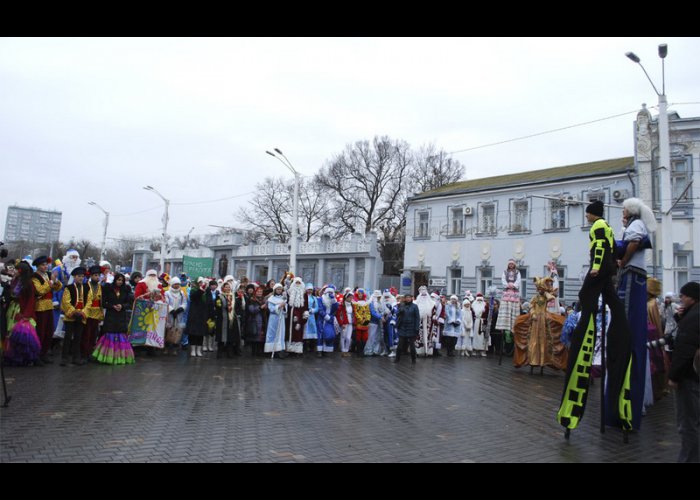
[626,43,674,289]
[143,185,170,273]
[88,201,110,261]
[266,148,300,274]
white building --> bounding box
[133,231,384,291]
[402,108,699,303]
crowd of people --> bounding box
[0,197,697,462]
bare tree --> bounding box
[236,177,291,242]
[315,136,412,237]
[237,177,330,243]
[410,144,465,193]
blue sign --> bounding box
[402,277,412,286]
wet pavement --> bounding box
[0,350,679,462]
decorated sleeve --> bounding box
[61,288,76,317]
[32,277,51,297]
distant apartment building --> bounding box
[4,205,62,243]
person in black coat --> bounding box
[394,293,420,364]
[186,280,209,357]
[92,273,135,365]
[668,281,699,463]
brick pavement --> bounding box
[0,351,680,462]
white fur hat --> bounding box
[146,269,158,277]
[170,277,181,286]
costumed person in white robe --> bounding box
[442,295,463,356]
[365,290,385,356]
[471,293,489,357]
[264,283,287,356]
[285,277,307,354]
[431,293,446,356]
[456,298,474,356]
[303,283,318,352]
[415,286,435,357]
[381,289,398,357]
[317,285,339,356]
[164,277,188,355]
[337,291,354,357]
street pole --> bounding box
[291,171,299,275]
[143,186,169,273]
[88,201,110,261]
[657,94,674,290]
[266,148,300,275]
[626,44,674,290]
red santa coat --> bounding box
[134,281,165,302]
[285,293,308,344]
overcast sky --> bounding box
[1,37,699,245]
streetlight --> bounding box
[88,201,110,261]
[143,185,170,273]
[626,43,673,289]
[266,148,300,274]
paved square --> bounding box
[0,352,678,462]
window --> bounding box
[671,157,692,202]
[478,203,497,235]
[450,268,462,295]
[449,207,465,236]
[510,199,529,232]
[415,210,430,238]
[675,253,689,292]
[518,267,528,297]
[583,191,607,225]
[479,267,493,295]
[547,199,568,230]
[653,154,692,207]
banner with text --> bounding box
[183,255,214,279]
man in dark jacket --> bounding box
[668,281,699,463]
[394,293,419,364]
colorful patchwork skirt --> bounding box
[3,318,41,366]
[92,332,135,365]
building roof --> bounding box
[410,156,634,201]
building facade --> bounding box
[133,231,384,291]
[4,205,62,244]
[402,109,699,302]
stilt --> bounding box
[622,430,629,444]
[0,356,11,408]
[564,428,570,440]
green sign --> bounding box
[183,255,213,279]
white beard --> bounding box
[472,299,486,317]
[288,283,305,308]
[416,293,434,318]
[144,276,160,292]
[322,293,336,309]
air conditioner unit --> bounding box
[566,195,578,202]
[612,189,630,203]
[463,206,473,216]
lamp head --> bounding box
[265,150,275,157]
[274,148,283,155]
[88,201,96,206]
[658,44,667,59]
[625,52,640,63]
